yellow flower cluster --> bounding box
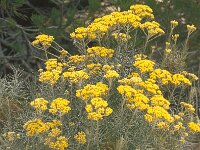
[30,98,48,111]
[147,106,174,123]
[48,128,62,137]
[133,59,155,73]
[180,102,195,113]
[86,63,102,75]
[170,20,178,28]
[188,122,200,132]
[45,136,69,150]
[127,93,149,110]
[140,79,162,95]
[104,70,119,79]
[74,131,86,144]
[70,4,160,41]
[85,97,113,121]
[49,98,71,115]
[150,95,170,109]
[171,74,191,86]
[130,4,154,19]
[59,49,69,58]
[76,82,108,101]
[46,120,62,128]
[140,21,165,37]
[68,55,86,65]
[63,70,89,84]
[117,85,137,98]
[23,118,49,136]
[150,69,172,85]
[87,46,114,58]
[187,24,197,34]
[112,33,131,42]
[32,34,54,48]
[39,59,63,85]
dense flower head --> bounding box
[86,97,113,121]
[70,27,88,40]
[150,69,172,85]
[48,128,62,137]
[45,136,69,150]
[104,70,119,79]
[171,74,191,86]
[87,46,114,58]
[39,59,63,85]
[76,82,108,101]
[147,106,174,123]
[49,98,71,115]
[133,59,155,73]
[140,79,162,95]
[32,34,54,48]
[150,95,170,109]
[46,120,62,129]
[74,131,87,144]
[127,93,149,110]
[68,55,86,65]
[130,4,154,19]
[117,85,137,98]
[188,122,200,132]
[39,70,60,85]
[63,70,89,84]
[30,98,48,111]
[23,118,49,136]
[140,21,165,37]
[170,20,179,28]
[87,63,102,75]
[180,102,195,113]
[187,24,197,34]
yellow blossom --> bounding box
[74,131,86,144]
[49,98,71,115]
[30,98,48,111]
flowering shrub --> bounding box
[1,4,199,150]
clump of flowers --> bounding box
[76,82,108,101]
[32,34,54,48]
[30,98,48,111]
[49,98,71,115]
[39,59,64,85]
[23,3,199,150]
[23,118,49,137]
[74,131,87,144]
[87,46,114,58]
[85,97,113,121]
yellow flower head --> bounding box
[23,118,49,136]
[74,131,87,144]
[32,34,54,48]
[49,98,71,115]
[30,98,48,111]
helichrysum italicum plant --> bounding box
[1,3,199,150]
